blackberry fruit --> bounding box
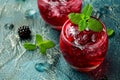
[18,26,31,40]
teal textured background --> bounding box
[0,0,120,80]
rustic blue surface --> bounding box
[0,0,120,80]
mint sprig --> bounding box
[68,4,103,32]
[23,34,55,54]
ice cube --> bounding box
[91,34,96,42]
[74,39,84,50]
[66,26,78,38]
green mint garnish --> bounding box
[88,18,103,32]
[68,4,103,32]
[36,34,43,46]
[23,34,55,54]
[82,4,93,17]
[78,20,88,31]
[39,40,55,54]
[24,43,36,51]
[68,13,82,25]
[107,28,114,37]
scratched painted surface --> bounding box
[0,0,120,80]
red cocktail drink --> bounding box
[60,18,108,72]
[37,0,82,30]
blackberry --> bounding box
[18,25,31,40]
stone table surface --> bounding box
[0,0,120,80]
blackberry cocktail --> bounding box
[37,0,82,30]
[60,4,108,72]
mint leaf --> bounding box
[107,28,114,36]
[42,40,55,49]
[40,40,55,49]
[39,45,46,54]
[39,40,55,54]
[36,34,55,54]
[24,43,36,51]
[88,18,103,32]
[78,20,88,31]
[68,13,82,25]
[36,34,43,45]
[82,4,93,17]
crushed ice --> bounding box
[66,26,78,37]
[91,34,96,42]
[74,39,84,50]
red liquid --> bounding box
[37,0,82,30]
[60,19,108,72]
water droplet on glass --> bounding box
[35,62,49,72]
[4,23,14,30]
[25,9,37,19]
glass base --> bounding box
[70,64,100,72]
[51,26,62,31]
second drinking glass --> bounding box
[37,0,82,30]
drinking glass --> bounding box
[60,18,108,72]
[37,0,82,30]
